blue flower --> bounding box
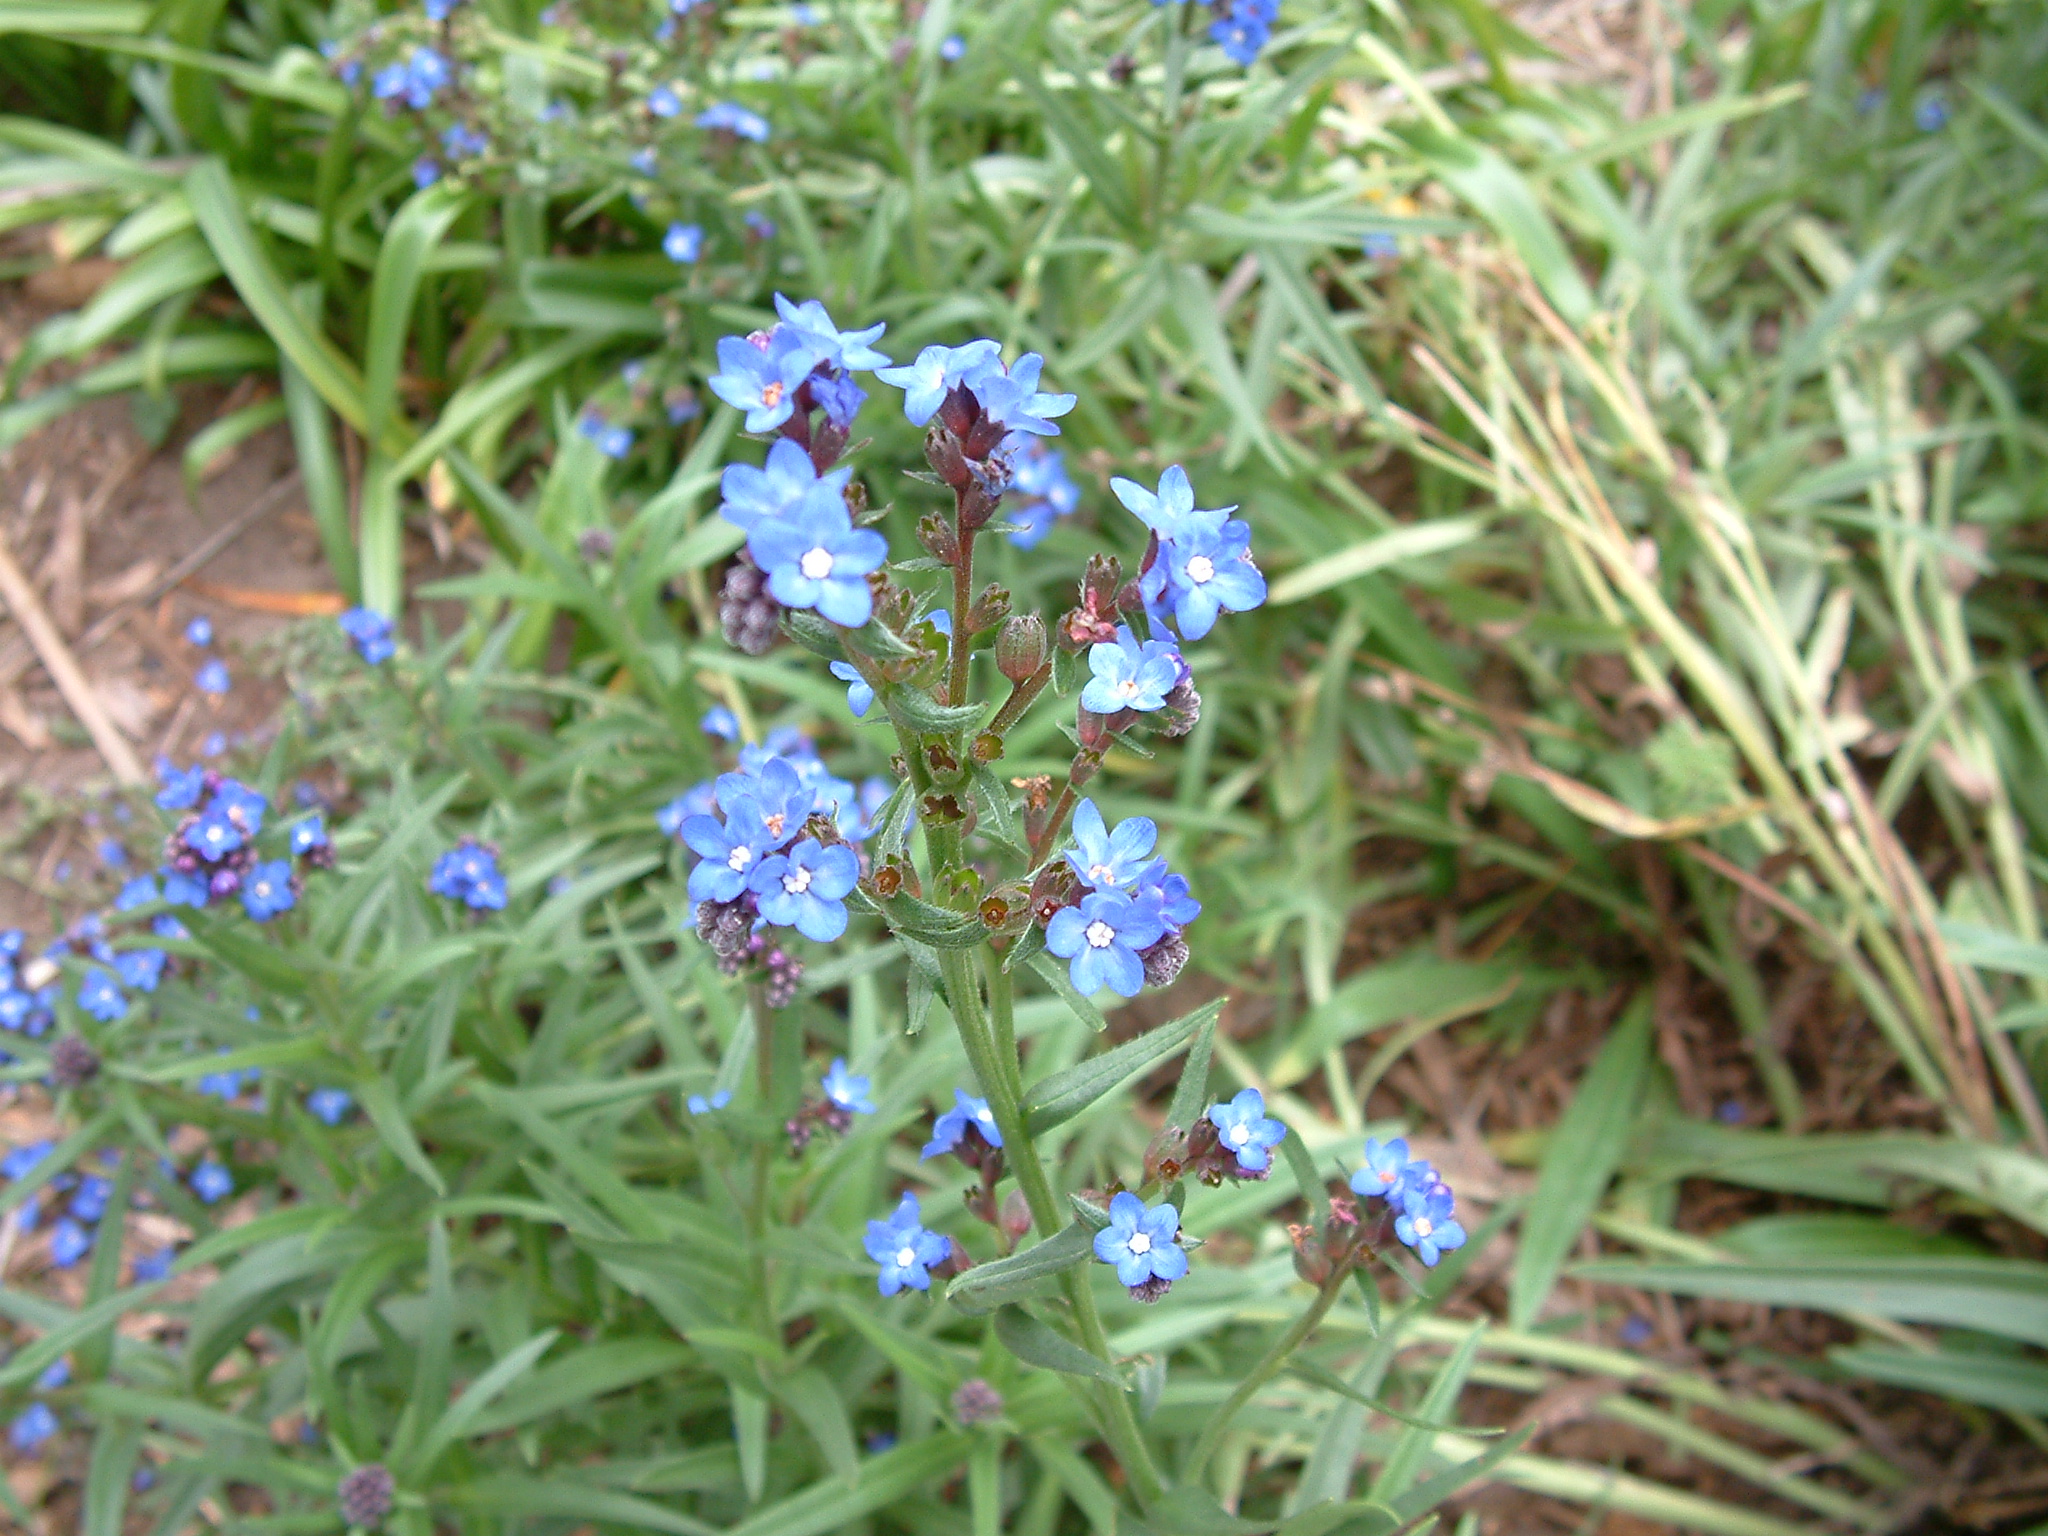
[69,1177,111,1222]
[829,661,873,718]
[0,991,24,1031]
[579,413,634,459]
[686,1089,732,1115]
[707,332,813,432]
[863,1193,950,1295]
[49,1218,91,1268]
[9,1402,57,1454]
[241,861,297,922]
[115,875,159,912]
[1362,230,1399,261]
[812,373,866,431]
[374,46,450,110]
[702,705,740,740]
[771,294,892,372]
[77,970,127,1023]
[190,1161,233,1205]
[750,838,859,941]
[184,812,242,863]
[696,101,770,140]
[630,146,658,176]
[1131,858,1200,927]
[441,123,489,159]
[648,83,683,117]
[429,840,507,910]
[663,221,703,263]
[161,870,208,908]
[719,437,851,533]
[1093,1191,1187,1288]
[1004,436,1079,548]
[1139,513,1265,641]
[1206,1087,1287,1172]
[1063,798,1156,890]
[719,754,813,840]
[938,33,964,59]
[874,340,1002,425]
[184,617,213,647]
[0,932,18,959]
[1,1139,51,1180]
[821,1057,876,1114]
[1915,95,1949,132]
[113,948,165,993]
[1081,626,1183,715]
[746,481,888,628]
[132,1246,175,1282]
[424,0,463,18]
[151,914,187,941]
[338,608,396,664]
[682,805,774,903]
[212,780,266,834]
[290,816,330,857]
[1045,888,1168,997]
[922,1089,1001,1159]
[1349,1136,1432,1203]
[969,352,1074,437]
[1394,1181,1466,1267]
[306,1088,353,1126]
[194,660,230,695]
[1108,464,1228,543]
[36,1358,70,1391]
[1208,2,1270,65]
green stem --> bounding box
[937,946,1164,1505]
[1183,1267,1349,1486]
[948,524,977,707]
[987,663,1052,739]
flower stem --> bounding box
[938,945,1164,1506]
[1182,1266,1350,1486]
[948,518,977,708]
[988,663,1052,739]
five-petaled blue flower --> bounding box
[751,838,859,941]
[115,876,159,912]
[1109,464,1226,542]
[648,83,682,117]
[1394,1181,1466,1267]
[1093,1191,1188,1288]
[190,1161,233,1205]
[290,816,330,857]
[1349,1136,1432,1204]
[864,1192,950,1295]
[185,812,240,864]
[1132,858,1200,928]
[306,1088,353,1126]
[77,970,127,1023]
[747,481,888,628]
[1046,888,1168,997]
[338,608,396,664]
[184,617,213,647]
[968,351,1075,437]
[682,804,773,903]
[663,221,703,263]
[771,294,892,372]
[156,762,205,810]
[922,1089,1002,1159]
[49,1218,91,1268]
[1206,1088,1287,1172]
[241,861,297,922]
[821,1057,876,1114]
[719,437,851,532]
[696,101,770,140]
[873,341,1002,425]
[1140,510,1266,641]
[194,660,230,695]
[113,948,165,993]
[1081,626,1183,715]
[829,661,873,718]
[1208,0,1274,66]
[429,840,508,910]
[1063,798,1156,890]
[162,870,208,908]
[707,332,813,432]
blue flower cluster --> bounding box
[1158,0,1278,65]
[338,608,396,665]
[156,768,314,923]
[371,46,450,111]
[679,754,860,943]
[1003,435,1081,548]
[1111,465,1267,641]
[429,838,508,910]
[1350,1136,1467,1266]
[1044,800,1199,998]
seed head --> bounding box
[337,1464,395,1528]
[49,1036,100,1089]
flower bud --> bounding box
[967,584,1011,634]
[1161,678,1201,738]
[924,421,971,489]
[337,1464,396,1529]
[1140,933,1189,989]
[1289,1223,1334,1285]
[1000,1189,1033,1239]
[918,513,960,567]
[996,615,1047,681]
[951,1379,1005,1425]
[1082,553,1121,617]
[1076,708,1110,752]
[50,1036,100,1088]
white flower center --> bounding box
[727,845,753,871]
[1116,679,1141,699]
[1412,1217,1433,1239]
[783,865,813,895]
[1087,862,1116,884]
[800,547,835,580]
[1227,1123,1250,1146]
[1127,1232,1152,1255]
[1185,554,1216,584]
[895,1245,917,1268]
[762,811,786,837]
[1084,919,1116,948]
[976,1108,994,1124]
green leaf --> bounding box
[1021,999,1223,1134]
[1829,1344,2048,1414]
[879,890,988,949]
[1009,64,1137,232]
[946,1222,1095,1314]
[364,182,468,451]
[1135,1488,1274,1535]
[773,1368,860,1487]
[1574,1257,2048,1346]
[1163,997,1221,1133]
[894,690,985,733]
[993,1305,1126,1389]
[1367,1323,1486,1501]
[357,1076,447,1196]
[412,1329,561,1474]
[723,1431,970,1536]
[1026,950,1107,1032]
[1509,992,1652,1329]
[443,1475,720,1535]
[1267,518,1485,606]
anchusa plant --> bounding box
[646,293,1459,1507]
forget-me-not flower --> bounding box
[682,804,773,903]
[663,221,703,263]
[115,876,159,912]
[922,1089,1002,1159]
[1206,1088,1287,1172]
[751,838,859,941]
[338,608,396,664]
[307,1088,353,1126]
[874,341,1003,425]
[190,1161,233,1205]
[10,1402,57,1454]
[648,83,682,117]
[1093,1191,1187,1289]
[707,332,813,432]
[771,294,892,372]
[77,970,127,1023]
[1046,888,1168,997]
[113,948,165,993]
[829,661,873,717]
[864,1193,950,1295]
[1140,513,1265,641]
[1349,1136,1430,1203]
[1131,858,1200,927]
[241,861,297,922]
[49,1218,91,1268]
[429,840,508,910]
[290,816,330,857]
[747,481,888,627]
[1081,627,1183,715]
[1394,1181,1466,1267]
[719,437,851,532]
[822,1057,876,1114]
[195,660,230,695]
[1063,799,1156,890]
[696,101,770,140]
[156,762,206,810]
[686,1089,732,1115]
[184,617,212,647]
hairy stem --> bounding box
[988,663,1052,739]
[1183,1266,1350,1485]
[948,519,977,707]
